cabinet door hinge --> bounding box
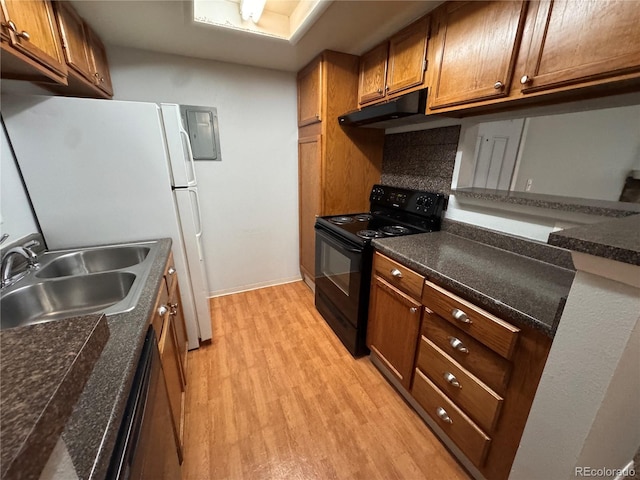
[423,59,428,72]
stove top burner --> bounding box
[354,214,372,222]
[329,216,355,225]
[357,229,384,239]
[380,225,412,236]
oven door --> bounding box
[315,226,363,327]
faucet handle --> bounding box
[0,234,8,245]
[23,239,40,249]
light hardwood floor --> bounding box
[182,281,470,480]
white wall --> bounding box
[107,46,300,296]
[0,121,39,241]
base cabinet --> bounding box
[368,251,552,480]
[151,252,189,463]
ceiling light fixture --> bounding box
[240,0,266,23]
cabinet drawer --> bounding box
[416,336,503,433]
[422,309,511,394]
[374,253,424,299]
[412,369,491,467]
[422,280,519,359]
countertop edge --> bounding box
[372,241,559,338]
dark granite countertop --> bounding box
[548,214,640,266]
[0,315,109,480]
[453,188,640,218]
[373,232,575,337]
[0,238,172,480]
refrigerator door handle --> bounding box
[180,128,197,186]
[189,188,203,237]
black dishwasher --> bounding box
[107,326,181,480]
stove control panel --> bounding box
[370,184,446,217]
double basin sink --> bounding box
[0,241,160,330]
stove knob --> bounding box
[417,197,424,206]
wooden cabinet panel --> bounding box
[170,281,188,385]
[85,24,113,96]
[358,42,388,106]
[54,0,92,81]
[159,312,185,461]
[416,336,503,433]
[298,135,322,279]
[152,282,169,339]
[422,280,519,360]
[1,0,66,75]
[387,15,429,96]
[422,309,511,394]
[412,369,491,467]
[297,56,322,127]
[0,6,9,41]
[430,1,526,109]
[519,0,640,93]
[373,252,424,299]
[367,276,422,390]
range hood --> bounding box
[338,88,428,128]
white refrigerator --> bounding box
[2,94,212,349]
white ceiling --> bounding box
[71,0,443,72]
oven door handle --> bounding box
[316,227,363,254]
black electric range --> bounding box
[314,184,446,356]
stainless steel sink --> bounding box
[0,240,160,330]
[36,246,150,279]
[0,272,136,329]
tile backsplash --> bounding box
[381,125,461,194]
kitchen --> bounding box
[1,1,639,480]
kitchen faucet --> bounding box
[1,243,40,288]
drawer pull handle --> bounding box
[436,407,453,424]
[452,308,472,324]
[444,372,461,388]
[448,337,469,354]
[391,268,403,278]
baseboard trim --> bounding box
[209,276,302,298]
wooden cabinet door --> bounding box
[1,0,66,76]
[170,280,189,385]
[519,0,640,93]
[298,135,322,279]
[358,42,388,106]
[0,5,10,41]
[430,1,526,109]
[367,276,422,390]
[54,1,92,81]
[387,15,429,96]
[159,314,185,459]
[85,24,113,96]
[297,56,322,127]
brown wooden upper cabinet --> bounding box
[298,56,323,127]
[429,1,527,110]
[54,0,93,81]
[358,15,429,107]
[518,0,640,94]
[85,24,113,96]
[0,0,67,83]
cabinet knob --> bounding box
[410,307,418,314]
[448,336,469,354]
[520,75,532,85]
[315,113,320,119]
[17,30,29,41]
[5,20,17,32]
[385,85,389,91]
[493,81,504,90]
[167,266,176,275]
[451,308,472,324]
[443,372,461,388]
[157,304,169,316]
[436,407,453,424]
[377,88,383,94]
[390,268,403,279]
